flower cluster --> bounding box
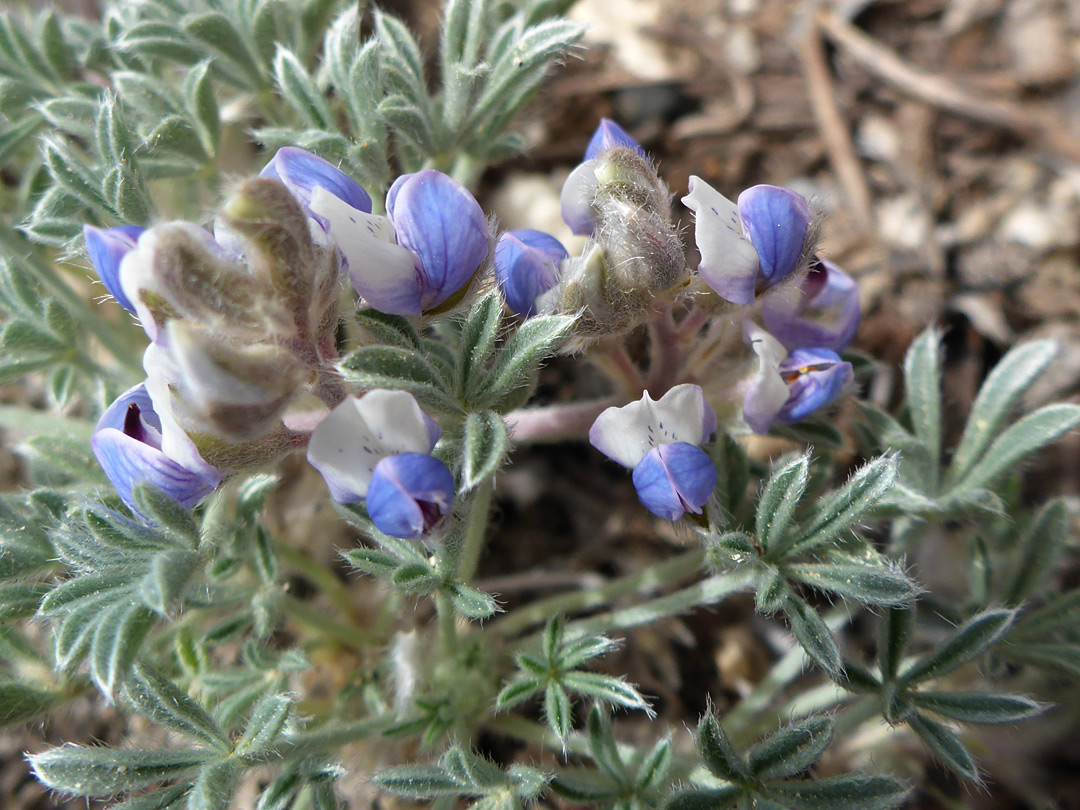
[87,149,483,535]
[86,120,862,532]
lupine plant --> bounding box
[0,2,1077,809]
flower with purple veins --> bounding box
[307,390,454,539]
[590,384,719,521]
[682,179,812,305]
[743,325,853,435]
[83,225,144,314]
[311,169,489,316]
[494,229,568,317]
[91,383,222,513]
[762,259,860,351]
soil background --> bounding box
[5,0,1080,808]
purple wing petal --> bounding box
[494,229,567,317]
[261,147,372,216]
[388,170,490,312]
[367,453,455,538]
[737,185,811,288]
[84,225,144,314]
[584,118,646,161]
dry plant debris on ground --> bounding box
[4,0,1080,808]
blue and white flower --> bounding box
[743,326,853,434]
[91,383,222,513]
[307,390,454,538]
[762,259,860,351]
[494,229,568,317]
[590,384,718,521]
[311,169,489,316]
[83,224,144,314]
[260,146,372,228]
[682,180,812,305]
[561,118,646,236]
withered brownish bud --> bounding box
[221,177,317,333]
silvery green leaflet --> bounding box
[0,2,1076,810]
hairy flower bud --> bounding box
[559,121,687,331]
[156,323,308,442]
[553,242,651,337]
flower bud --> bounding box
[367,453,455,539]
[762,259,860,351]
[307,390,443,505]
[119,223,271,343]
[221,177,334,340]
[554,242,651,337]
[83,225,143,313]
[494,229,567,317]
[159,322,308,442]
[683,179,816,304]
[561,125,686,313]
[585,118,646,161]
[742,325,853,434]
[312,169,490,317]
[91,383,221,512]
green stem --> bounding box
[448,153,483,191]
[491,548,707,638]
[0,226,142,377]
[280,593,380,650]
[436,590,459,654]
[517,568,756,649]
[723,608,851,743]
[265,715,393,760]
[455,478,494,584]
[274,538,359,621]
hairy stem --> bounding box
[590,343,646,398]
[280,593,382,650]
[456,478,494,583]
[491,547,707,637]
[514,568,756,649]
[505,395,623,444]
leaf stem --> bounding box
[265,715,393,760]
[273,538,360,621]
[491,547,707,638]
[455,477,494,584]
[280,593,381,650]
